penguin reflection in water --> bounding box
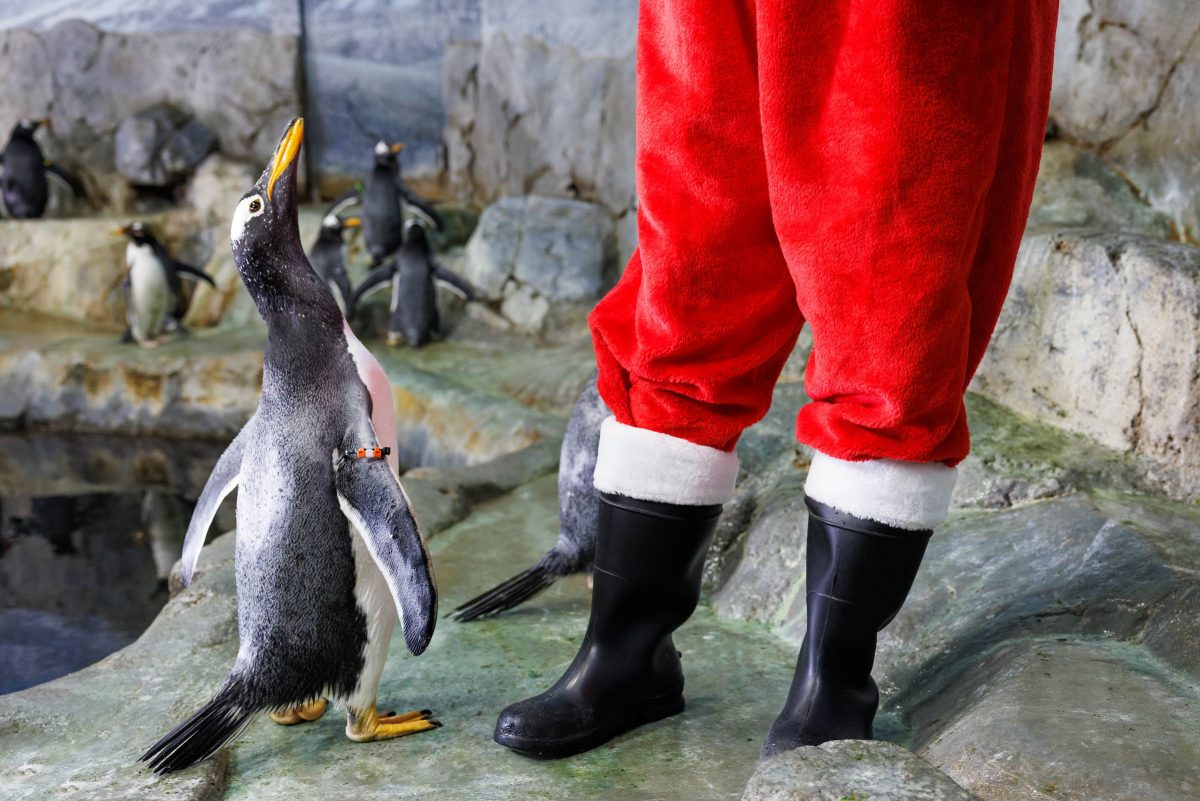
[114,222,215,348]
[352,219,475,347]
[141,118,439,774]
[0,118,85,219]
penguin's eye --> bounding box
[231,194,267,244]
[249,198,262,214]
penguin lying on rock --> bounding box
[453,373,609,621]
[308,211,361,317]
[141,118,439,774]
[351,219,475,348]
[0,118,85,219]
[332,141,445,269]
[115,222,215,348]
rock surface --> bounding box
[743,741,977,801]
[1051,0,1200,241]
[0,20,300,174]
[115,104,217,187]
[971,230,1200,503]
[465,195,614,333]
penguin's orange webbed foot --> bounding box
[269,698,328,725]
[346,704,441,742]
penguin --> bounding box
[114,221,216,348]
[362,141,444,268]
[0,118,85,219]
[452,372,609,621]
[140,118,439,775]
[351,219,475,348]
[308,211,361,317]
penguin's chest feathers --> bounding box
[128,245,172,338]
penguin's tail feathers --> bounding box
[140,681,256,775]
[451,552,564,622]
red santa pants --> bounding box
[590,0,1058,528]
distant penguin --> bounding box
[115,221,215,348]
[351,219,474,348]
[308,212,360,316]
[453,373,609,621]
[141,118,439,775]
[0,118,84,219]
[362,141,444,268]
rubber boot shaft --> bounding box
[494,493,720,758]
[761,497,930,759]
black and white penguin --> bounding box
[115,221,216,348]
[308,212,360,316]
[362,141,444,268]
[0,118,84,219]
[351,219,475,348]
[141,118,439,774]
[453,373,609,621]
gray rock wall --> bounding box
[0,19,300,173]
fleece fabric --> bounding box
[589,0,1059,471]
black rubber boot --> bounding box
[494,492,721,758]
[760,497,931,759]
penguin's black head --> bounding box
[320,213,361,236]
[12,118,47,139]
[230,118,334,319]
[113,221,157,246]
[403,218,431,252]
[373,139,405,167]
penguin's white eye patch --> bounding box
[231,194,266,244]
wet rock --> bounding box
[972,230,1200,503]
[743,740,977,801]
[0,19,299,174]
[911,639,1200,801]
[114,104,216,187]
[464,195,614,333]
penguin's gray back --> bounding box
[364,166,403,260]
[556,371,608,565]
[1,136,48,219]
[390,251,437,345]
[126,242,174,343]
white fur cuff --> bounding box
[804,451,957,531]
[592,417,740,505]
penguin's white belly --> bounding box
[344,513,398,709]
[128,247,171,343]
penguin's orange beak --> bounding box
[267,117,304,202]
[111,224,130,237]
[390,142,406,154]
[342,218,362,228]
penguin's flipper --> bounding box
[44,161,87,199]
[173,259,217,287]
[324,186,363,219]
[332,271,355,318]
[179,426,248,587]
[432,261,476,301]
[399,182,445,230]
[348,264,395,310]
[336,457,437,656]
[451,553,561,622]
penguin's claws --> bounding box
[269,698,328,725]
[345,704,441,742]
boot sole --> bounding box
[494,693,685,758]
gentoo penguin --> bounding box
[114,222,215,348]
[141,118,439,774]
[0,118,84,219]
[351,219,475,348]
[308,212,360,316]
[362,141,444,268]
[453,373,609,621]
